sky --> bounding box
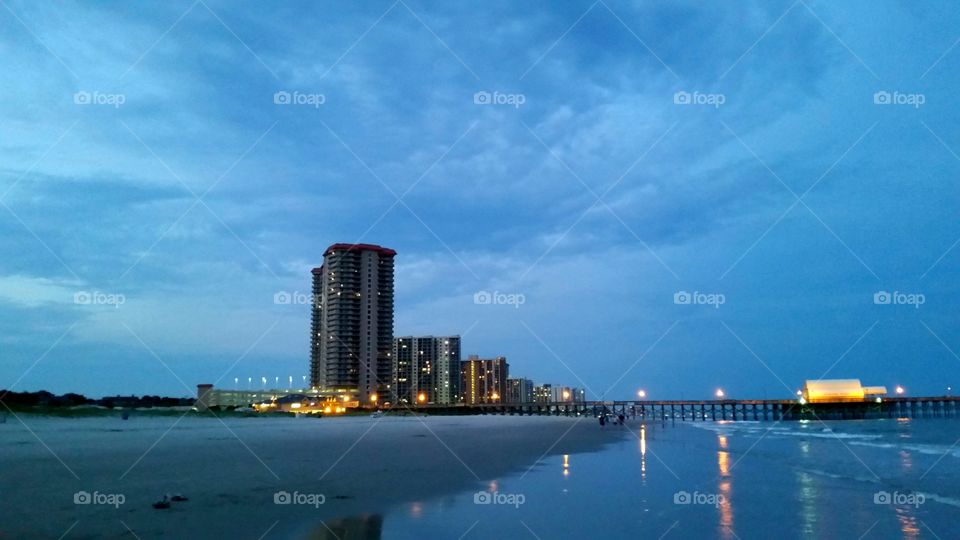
[1,0,958,400]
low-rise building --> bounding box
[506,378,534,403]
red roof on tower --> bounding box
[322,243,397,257]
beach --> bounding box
[0,413,625,539]
[3,413,960,539]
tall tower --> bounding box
[310,243,396,405]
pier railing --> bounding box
[398,397,960,421]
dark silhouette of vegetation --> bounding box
[0,390,193,410]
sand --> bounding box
[0,413,625,539]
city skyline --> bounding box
[1,1,958,400]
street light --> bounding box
[715,388,725,399]
[637,389,647,399]
[895,386,905,395]
[417,392,427,403]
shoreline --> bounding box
[0,414,628,539]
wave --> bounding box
[688,422,883,441]
[849,440,960,459]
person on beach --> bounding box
[599,414,606,427]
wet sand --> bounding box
[0,413,626,539]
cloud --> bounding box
[1,0,959,397]
[0,274,81,307]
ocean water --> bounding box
[375,418,960,539]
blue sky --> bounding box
[1,0,958,399]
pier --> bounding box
[401,397,960,421]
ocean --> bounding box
[379,418,960,539]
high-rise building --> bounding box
[506,378,534,403]
[460,355,509,405]
[310,243,396,405]
[393,336,461,405]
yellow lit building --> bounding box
[460,355,509,404]
[802,379,887,403]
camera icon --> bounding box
[274,291,292,305]
[873,291,891,305]
[473,291,492,305]
[473,491,492,504]
[673,91,691,105]
[673,291,692,305]
[274,491,291,504]
[74,291,92,305]
[274,91,291,105]
[74,491,91,504]
[473,91,491,105]
[73,91,91,105]
[874,491,891,504]
[673,490,691,505]
[873,91,891,105]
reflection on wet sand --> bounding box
[895,506,920,539]
[308,514,383,540]
[717,434,733,538]
[640,425,647,481]
[796,470,818,536]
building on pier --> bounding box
[802,379,887,403]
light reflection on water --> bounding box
[314,419,960,539]
[796,471,818,536]
[717,434,734,538]
[895,505,921,539]
[640,424,647,482]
